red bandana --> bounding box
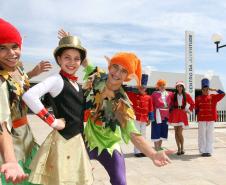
[0,19,22,48]
[60,70,78,82]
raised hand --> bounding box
[27,60,52,79]
[209,88,217,91]
[58,29,70,39]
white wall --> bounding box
[24,61,226,111]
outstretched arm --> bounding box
[130,133,174,167]
[27,60,52,79]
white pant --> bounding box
[198,121,214,154]
[134,120,146,154]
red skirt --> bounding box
[168,109,189,127]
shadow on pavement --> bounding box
[124,153,136,158]
[169,153,202,161]
[123,152,202,162]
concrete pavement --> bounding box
[28,115,226,185]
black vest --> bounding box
[50,75,84,140]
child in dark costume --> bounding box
[23,35,93,185]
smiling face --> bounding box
[158,84,166,92]
[176,85,184,94]
[108,64,128,87]
[0,43,21,70]
[57,48,81,75]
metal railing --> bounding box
[217,110,226,122]
[189,110,226,122]
[188,112,196,122]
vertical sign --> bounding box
[185,31,195,100]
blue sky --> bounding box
[1,0,226,89]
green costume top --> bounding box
[83,64,140,155]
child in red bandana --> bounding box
[0,18,53,185]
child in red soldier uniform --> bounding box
[127,74,154,157]
[195,78,225,157]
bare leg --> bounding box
[154,141,159,151]
[178,126,184,154]
[154,141,160,150]
[174,127,181,154]
[159,140,163,149]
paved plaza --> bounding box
[28,115,226,185]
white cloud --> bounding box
[142,65,158,75]
[22,47,53,58]
[204,70,214,80]
[1,0,226,89]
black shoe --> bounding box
[206,153,212,157]
[177,151,181,155]
[134,153,142,157]
[139,153,146,157]
[201,153,208,157]
[181,151,185,155]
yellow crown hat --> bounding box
[54,36,87,64]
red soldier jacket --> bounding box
[195,90,225,122]
[127,91,153,122]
